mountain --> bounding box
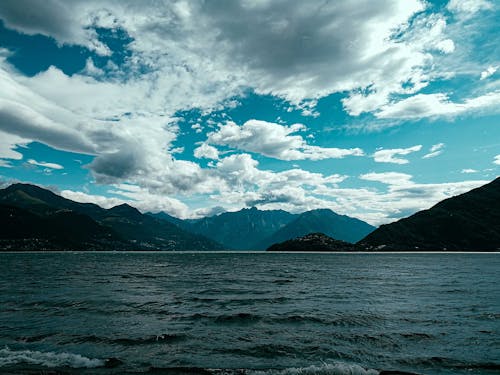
[146,211,192,231]
[0,184,224,251]
[259,209,375,249]
[267,233,361,252]
[0,204,131,251]
[358,177,500,251]
[151,207,375,250]
[188,207,296,250]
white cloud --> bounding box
[480,66,498,80]
[0,131,27,166]
[0,0,112,55]
[191,123,203,134]
[342,173,489,224]
[0,1,496,225]
[376,92,500,119]
[494,155,500,165]
[461,168,477,173]
[373,145,422,164]
[0,0,451,117]
[422,143,445,159]
[27,159,64,170]
[194,143,219,160]
[0,0,496,123]
[62,184,191,219]
[207,120,364,161]
[447,0,493,19]
[435,39,455,54]
[61,190,127,209]
[360,172,414,185]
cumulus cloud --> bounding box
[0,1,496,224]
[27,159,63,170]
[0,0,111,55]
[461,168,477,173]
[373,145,422,164]
[0,0,458,116]
[422,143,445,159]
[207,120,364,161]
[494,155,500,165]
[194,143,219,160]
[480,66,498,80]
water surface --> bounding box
[0,252,499,374]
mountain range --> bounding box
[267,177,500,252]
[0,183,223,251]
[1,177,499,251]
[0,183,375,251]
[149,206,375,250]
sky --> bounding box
[0,0,499,226]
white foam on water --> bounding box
[0,347,105,368]
[247,362,379,375]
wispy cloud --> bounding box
[27,159,63,170]
[373,145,422,164]
[461,168,478,173]
[423,143,445,159]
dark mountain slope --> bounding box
[100,203,224,250]
[0,184,224,251]
[358,177,500,251]
[0,204,130,251]
[259,209,375,249]
[146,211,192,231]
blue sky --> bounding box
[0,0,498,225]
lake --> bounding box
[0,252,499,374]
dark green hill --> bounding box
[267,233,361,252]
[358,177,500,251]
[0,204,131,251]
[0,184,224,251]
[259,209,375,249]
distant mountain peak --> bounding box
[109,203,141,216]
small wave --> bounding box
[114,333,186,345]
[181,312,262,325]
[145,363,380,375]
[61,333,186,346]
[213,313,262,324]
[398,356,500,371]
[0,347,105,368]
[247,363,379,375]
[399,332,434,340]
[17,333,54,343]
